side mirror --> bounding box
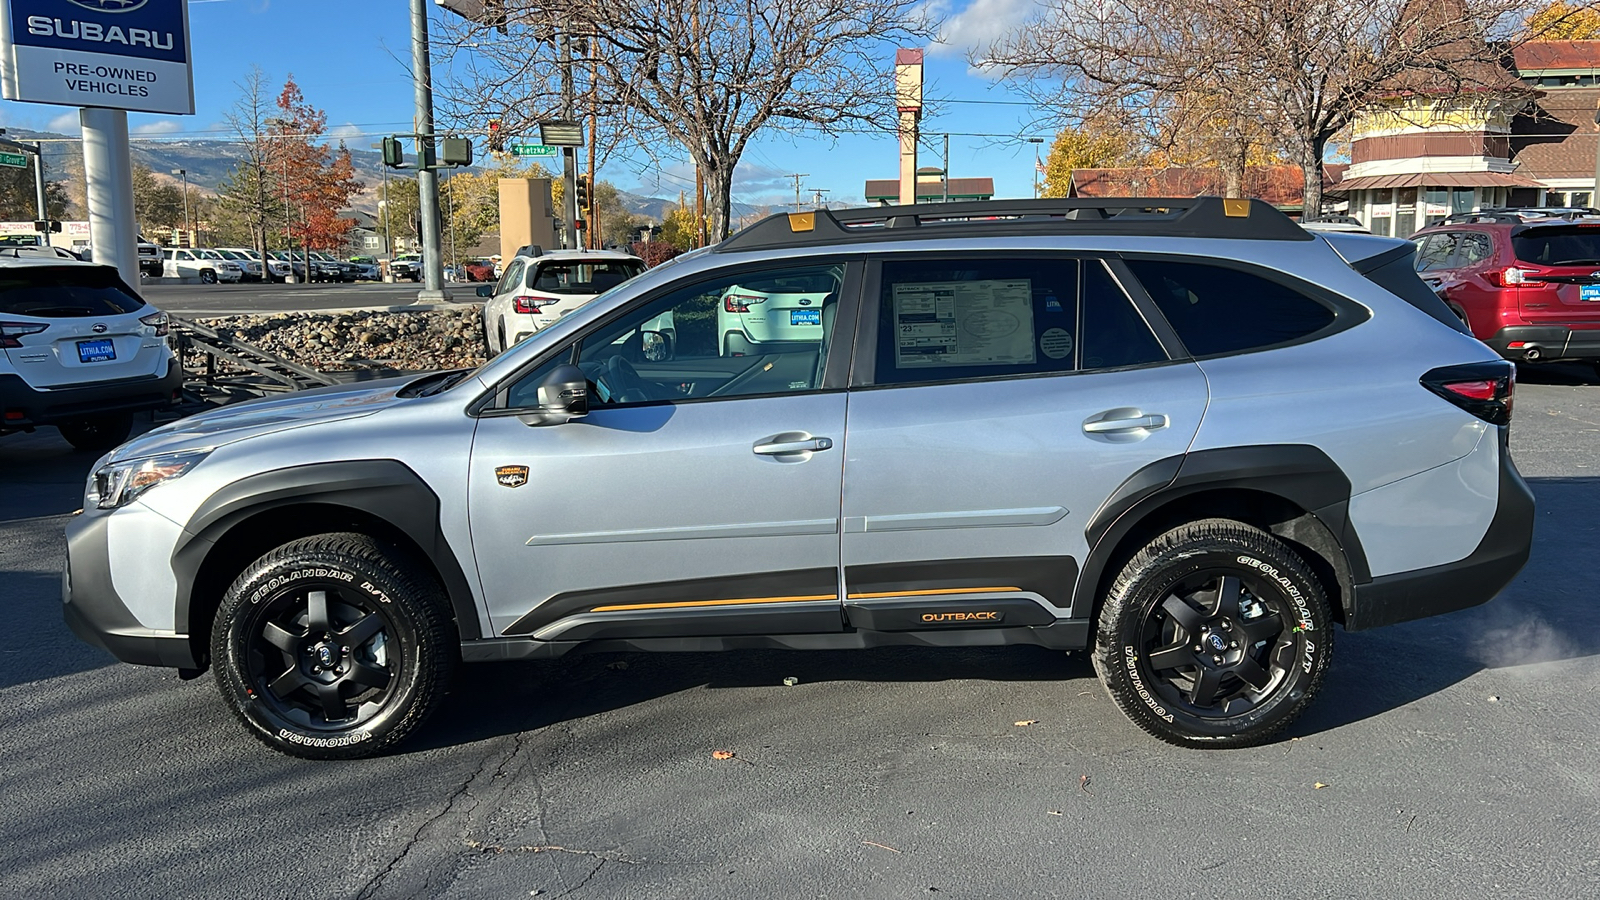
[517,364,589,426]
[640,329,674,362]
[475,284,494,298]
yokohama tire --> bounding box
[211,533,456,760]
[1091,518,1333,748]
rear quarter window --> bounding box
[0,265,145,317]
[1123,259,1337,356]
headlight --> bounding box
[89,449,211,510]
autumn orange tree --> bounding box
[268,76,362,254]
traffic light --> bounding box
[488,119,503,153]
[381,136,404,168]
[576,174,591,214]
[440,137,473,167]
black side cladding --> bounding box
[1352,242,1471,334]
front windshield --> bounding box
[194,250,223,260]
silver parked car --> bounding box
[63,198,1533,758]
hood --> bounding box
[111,375,419,461]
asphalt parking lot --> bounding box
[1,366,1597,899]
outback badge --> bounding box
[495,465,529,488]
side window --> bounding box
[1081,261,1167,370]
[1457,233,1494,266]
[874,257,1079,386]
[1415,234,1458,272]
[559,262,845,407]
[494,260,524,296]
[1125,259,1337,357]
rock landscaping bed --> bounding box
[193,307,489,372]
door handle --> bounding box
[1083,414,1168,434]
[753,436,834,455]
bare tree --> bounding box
[982,0,1540,215]
[437,0,935,241]
[216,67,282,262]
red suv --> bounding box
[1412,214,1600,371]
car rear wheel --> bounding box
[1091,518,1332,748]
[211,533,456,760]
[57,412,133,453]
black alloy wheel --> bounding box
[212,533,454,759]
[1093,519,1332,748]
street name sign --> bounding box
[0,0,195,115]
[0,150,26,167]
[512,144,557,158]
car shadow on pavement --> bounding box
[0,572,118,690]
[414,475,1600,752]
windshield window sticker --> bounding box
[892,278,1038,368]
[1039,327,1073,360]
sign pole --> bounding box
[410,0,450,301]
[32,149,44,238]
[80,108,139,291]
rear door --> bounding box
[1509,223,1600,327]
[0,265,163,388]
[838,255,1208,629]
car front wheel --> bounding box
[57,412,133,452]
[211,533,456,759]
[1092,518,1332,748]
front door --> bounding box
[839,255,1209,628]
[469,259,860,641]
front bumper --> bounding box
[1345,436,1534,631]
[0,357,181,427]
[1483,325,1600,362]
[63,508,197,668]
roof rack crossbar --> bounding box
[715,196,1312,253]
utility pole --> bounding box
[694,166,706,247]
[811,188,830,209]
[787,173,810,211]
[560,30,579,250]
[410,0,450,299]
[588,41,600,250]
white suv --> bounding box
[714,270,835,356]
[478,249,645,353]
[163,249,243,284]
[0,257,180,450]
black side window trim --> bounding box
[1113,251,1372,360]
[471,255,866,415]
[849,252,1178,390]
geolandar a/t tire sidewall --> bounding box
[211,535,452,760]
[1093,520,1333,748]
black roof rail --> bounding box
[714,196,1314,253]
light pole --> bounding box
[1027,138,1045,199]
[171,168,189,244]
[370,142,392,258]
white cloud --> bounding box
[929,0,1038,57]
[131,120,183,135]
[329,123,364,142]
[47,112,80,135]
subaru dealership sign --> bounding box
[0,0,193,114]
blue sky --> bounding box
[0,0,1049,208]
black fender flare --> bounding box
[170,459,482,643]
[1073,444,1371,619]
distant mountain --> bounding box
[7,128,764,224]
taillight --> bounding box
[0,321,48,349]
[140,311,169,337]
[512,296,558,314]
[724,293,766,313]
[1421,361,1515,426]
[1485,266,1541,287]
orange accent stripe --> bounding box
[845,586,1022,600]
[591,594,837,613]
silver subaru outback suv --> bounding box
[64,198,1533,759]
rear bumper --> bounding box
[1483,325,1600,362]
[63,507,197,668]
[0,357,181,427]
[1345,436,1534,631]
